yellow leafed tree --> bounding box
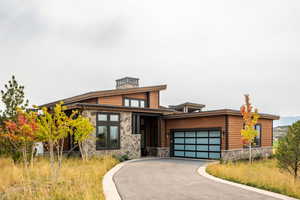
[240,94,260,163]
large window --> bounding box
[124,98,146,108]
[242,124,262,148]
[96,113,120,150]
[253,124,261,147]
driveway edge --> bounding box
[103,157,160,200]
[198,164,298,200]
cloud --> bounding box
[0,0,300,116]
[0,0,45,45]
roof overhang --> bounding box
[163,109,280,120]
[40,85,167,108]
[66,103,176,115]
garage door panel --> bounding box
[174,145,184,150]
[185,145,196,151]
[197,152,209,158]
[185,138,196,144]
[197,138,209,144]
[210,131,221,137]
[209,153,221,159]
[172,129,221,160]
[185,151,196,157]
[209,145,220,151]
[174,138,184,143]
[196,131,208,137]
[174,132,184,137]
[185,132,196,137]
[210,138,221,144]
[197,145,209,151]
[174,151,184,157]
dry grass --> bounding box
[206,159,300,199]
[0,156,118,200]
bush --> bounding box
[113,152,130,162]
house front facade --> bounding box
[41,77,279,161]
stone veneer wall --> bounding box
[146,147,170,157]
[82,110,141,159]
[221,146,273,162]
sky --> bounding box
[0,0,300,117]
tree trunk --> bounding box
[49,141,56,180]
[30,143,35,168]
[58,139,64,169]
[294,163,298,183]
[22,144,28,168]
[249,143,252,164]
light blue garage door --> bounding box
[172,130,221,159]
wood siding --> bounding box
[97,92,159,109]
[124,93,147,100]
[79,98,98,104]
[149,91,159,109]
[98,95,123,106]
[164,116,226,150]
[228,116,273,149]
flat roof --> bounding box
[163,109,280,120]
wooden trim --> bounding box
[67,103,174,114]
[41,85,167,107]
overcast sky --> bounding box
[0,0,299,117]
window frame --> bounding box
[96,112,120,150]
[253,124,262,147]
[123,97,147,108]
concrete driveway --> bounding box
[113,159,279,200]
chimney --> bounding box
[116,77,139,89]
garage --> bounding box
[170,129,221,159]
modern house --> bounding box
[41,77,279,161]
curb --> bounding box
[198,164,298,200]
[102,157,161,200]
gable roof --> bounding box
[40,85,167,107]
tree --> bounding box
[276,121,300,182]
[240,94,260,163]
[71,115,94,161]
[0,109,39,167]
[35,102,72,178]
[0,75,29,122]
[0,75,30,161]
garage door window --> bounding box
[172,129,221,159]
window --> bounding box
[96,113,120,150]
[254,124,261,147]
[131,99,139,107]
[123,98,146,108]
[124,99,130,107]
[132,113,140,134]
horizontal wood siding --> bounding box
[228,116,273,150]
[98,95,123,106]
[149,91,159,109]
[124,93,147,99]
[98,92,149,107]
[79,98,98,104]
[164,116,226,150]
